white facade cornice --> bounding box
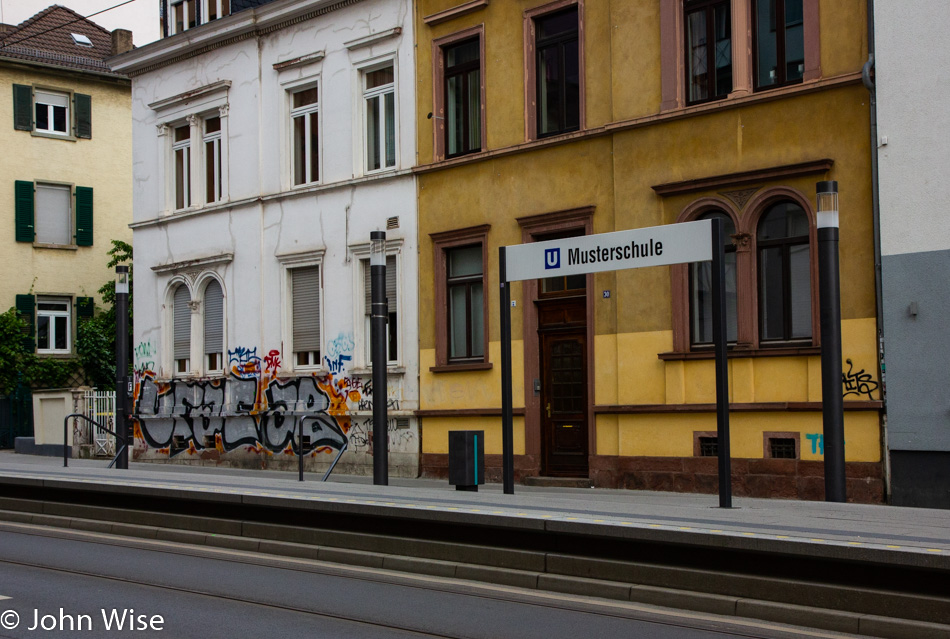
[148,80,231,111]
[108,0,364,76]
[343,27,402,50]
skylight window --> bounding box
[71,33,93,47]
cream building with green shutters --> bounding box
[0,6,132,356]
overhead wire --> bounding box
[0,0,138,51]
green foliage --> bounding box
[0,309,29,395]
[0,309,78,394]
[75,240,133,390]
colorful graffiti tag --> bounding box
[132,334,374,458]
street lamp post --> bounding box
[370,231,389,485]
[115,266,130,470]
[817,181,846,502]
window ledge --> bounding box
[348,366,406,376]
[33,242,78,251]
[658,346,821,361]
[430,362,493,373]
[37,352,74,359]
[31,131,76,142]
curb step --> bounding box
[0,505,947,639]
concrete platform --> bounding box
[1,450,948,569]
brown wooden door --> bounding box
[540,329,588,476]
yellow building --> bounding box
[414,0,883,501]
[0,7,132,360]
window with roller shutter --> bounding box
[173,285,191,375]
[203,279,224,373]
[291,266,321,368]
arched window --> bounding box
[173,284,191,374]
[757,200,811,343]
[690,210,737,345]
[203,279,223,373]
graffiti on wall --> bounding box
[842,359,880,400]
[130,332,411,458]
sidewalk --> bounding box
[1,450,948,563]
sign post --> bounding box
[499,219,733,506]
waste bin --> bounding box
[448,430,484,491]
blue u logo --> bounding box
[544,248,560,269]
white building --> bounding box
[110,0,419,475]
[875,1,950,507]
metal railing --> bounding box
[297,415,348,482]
[63,413,126,469]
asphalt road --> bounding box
[0,524,856,639]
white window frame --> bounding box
[361,60,397,174]
[350,240,403,369]
[289,83,321,187]
[202,113,222,205]
[201,0,230,23]
[168,0,196,36]
[36,297,71,354]
[34,182,73,246]
[34,89,70,136]
[172,122,192,210]
[277,249,326,374]
[197,274,226,376]
[165,278,195,378]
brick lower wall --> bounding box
[590,456,885,503]
[421,453,884,503]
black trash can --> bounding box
[448,430,484,491]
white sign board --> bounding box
[503,219,713,283]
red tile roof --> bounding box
[0,5,126,76]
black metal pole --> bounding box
[711,219,732,508]
[371,231,389,485]
[817,181,846,502]
[115,265,129,470]
[499,247,514,495]
[298,417,304,482]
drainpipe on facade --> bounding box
[862,0,889,501]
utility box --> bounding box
[448,430,484,491]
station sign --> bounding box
[503,219,712,283]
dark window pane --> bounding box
[174,125,189,142]
[759,246,785,340]
[699,436,718,457]
[366,95,380,171]
[37,316,50,350]
[293,88,318,109]
[785,0,804,81]
[366,66,393,89]
[538,45,561,135]
[52,106,67,132]
[537,8,577,39]
[293,115,306,185]
[385,91,396,167]
[446,39,479,68]
[713,3,732,97]
[35,104,48,130]
[687,9,708,102]
[789,243,811,338]
[470,281,484,357]
[309,112,319,182]
[755,0,778,87]
[770,437,797,458]
[205,116,221,134]
[448,283,467,359]
[54,316,68,350]
[466,69,480,151]
[449,246,482,278]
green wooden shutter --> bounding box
[12,85,32,131]
[15,294,35,351]
[77,296,95,319]
[74,93,91,138]
[75,186,93,246]
[14,180,34,243]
